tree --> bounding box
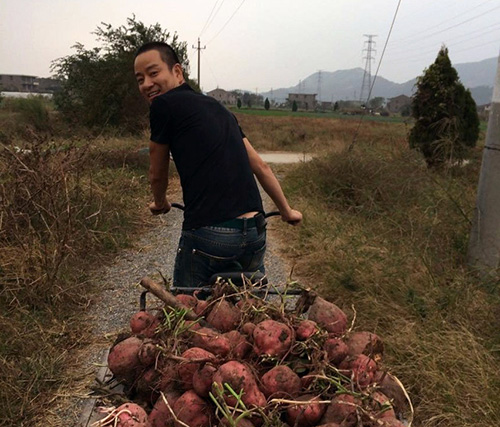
[292,100,298,112]
[333,101,339,111]
[237,98,242,109]
[409,46,479,167]
[264,97,270,111]
[52,16,197,132]
[368,97,385,110]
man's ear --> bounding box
[173,63,184,83]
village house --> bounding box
[386,94,411,114]
[288,93,317,110]
[0,74,61,94]
[207,88,237,105]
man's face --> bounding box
[134,49,184,104]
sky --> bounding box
[1,0,500,93]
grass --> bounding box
[0,130,151,425]
[270,127,499,426]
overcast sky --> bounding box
[1,0,499,92]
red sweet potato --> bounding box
[378,418,407,427]
[374,371,410,418]
[308,297,347,336]
[195,299,210,316]
[324,338,348,366]
[224,330,251,359]
[346,331,383,360]
[191,327,231,356]
[106,402,150,426]
[320,393,361,426]
[295,320,318,340]
[253,319,293,358]
[149,390,181,427]
[178,347,215,390]
[340,354,377,389]
[176,294,198,310]
[370,391,396,419]
[157,359,179,391]
[219,417,255,427]
[138,339,159,367]
[135,367,161,404]
[130,311,160,338]
[241,322,256,337]
[212,361,266,408]
[206,298,241,332]
[285,394,327,427]
[260,365,301,398]
[192,363,217,398]
[108,336,143,381]
[173,390,212,427]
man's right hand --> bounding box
[282,209,303,226]
[149,200,171,215]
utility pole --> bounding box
[360,34,377,104]
[467,53,500,276]
[192,38,206,89]
[317,70,322,103]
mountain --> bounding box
[260,57,496,106]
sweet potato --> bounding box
[173,390,212,427]
[369,391,396,419]
[241,322,256,337]
[224,330,251,359]
[316,424,341,427]
[346,331,383,360]
[138,339,159,367]
[219,417,255,427]
[308,297,347,336]
[374,371,410,419]
[135,367,161,404]
[130,311,160,338]
[260,365,301,398]
[149,390,181,427]
[378,418,407,427]
[157,359,179,391]
[191,327,231,356]
[108,336,143,381]
[195,299,210,316]
[206,298,241,332]
[212,361,266,408]
[340,354,377,389]
[106,402,151,426]
[192,363,217,397]
[295,320,318,340]
[285,394,326,427]
[320,393,361,426]
[178,347,215,390]
[176,294,198,310]
[253,319,293,358]
[324,338,348,366]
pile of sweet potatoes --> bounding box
[95,283,410,427]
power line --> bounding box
[391,0,495,45]
[204,0,226,38]
[206,0,246,45]
[199,0,220,37]
[349,0,403,151]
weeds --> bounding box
[0,133,149,425]
[276,133,500,426]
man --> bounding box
[134,41,302,287]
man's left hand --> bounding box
[149,200,171,215]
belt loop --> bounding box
[242,217,248,236]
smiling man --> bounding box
[134,41,302,288]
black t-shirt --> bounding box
[150,83,263,230]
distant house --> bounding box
[0,74,61,94]
[477,103,491,121]
[207,88,237,105]
[386,94,411,114]
[319,101,333,111]
[288,93,317,110]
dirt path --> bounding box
[45,177,296,426]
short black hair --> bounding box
[135,42,181,70]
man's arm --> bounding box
[243,137,302,225]
[148,140,171,215]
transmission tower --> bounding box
[360,34,377,104]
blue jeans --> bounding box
[173,222,266,288]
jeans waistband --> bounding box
[214,216,257,230]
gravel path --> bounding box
[48,188,292,426]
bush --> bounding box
[1,96,51,132]
[409,47,479,167]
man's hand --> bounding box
[281,209,303,226]
[149,200,171,215]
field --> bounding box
[1,98,498,426]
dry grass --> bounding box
[0,131,150,426]
[270,125,499,426]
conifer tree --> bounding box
[409,46,479,167]
[264,97,270,110]
[292,100,298,112]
